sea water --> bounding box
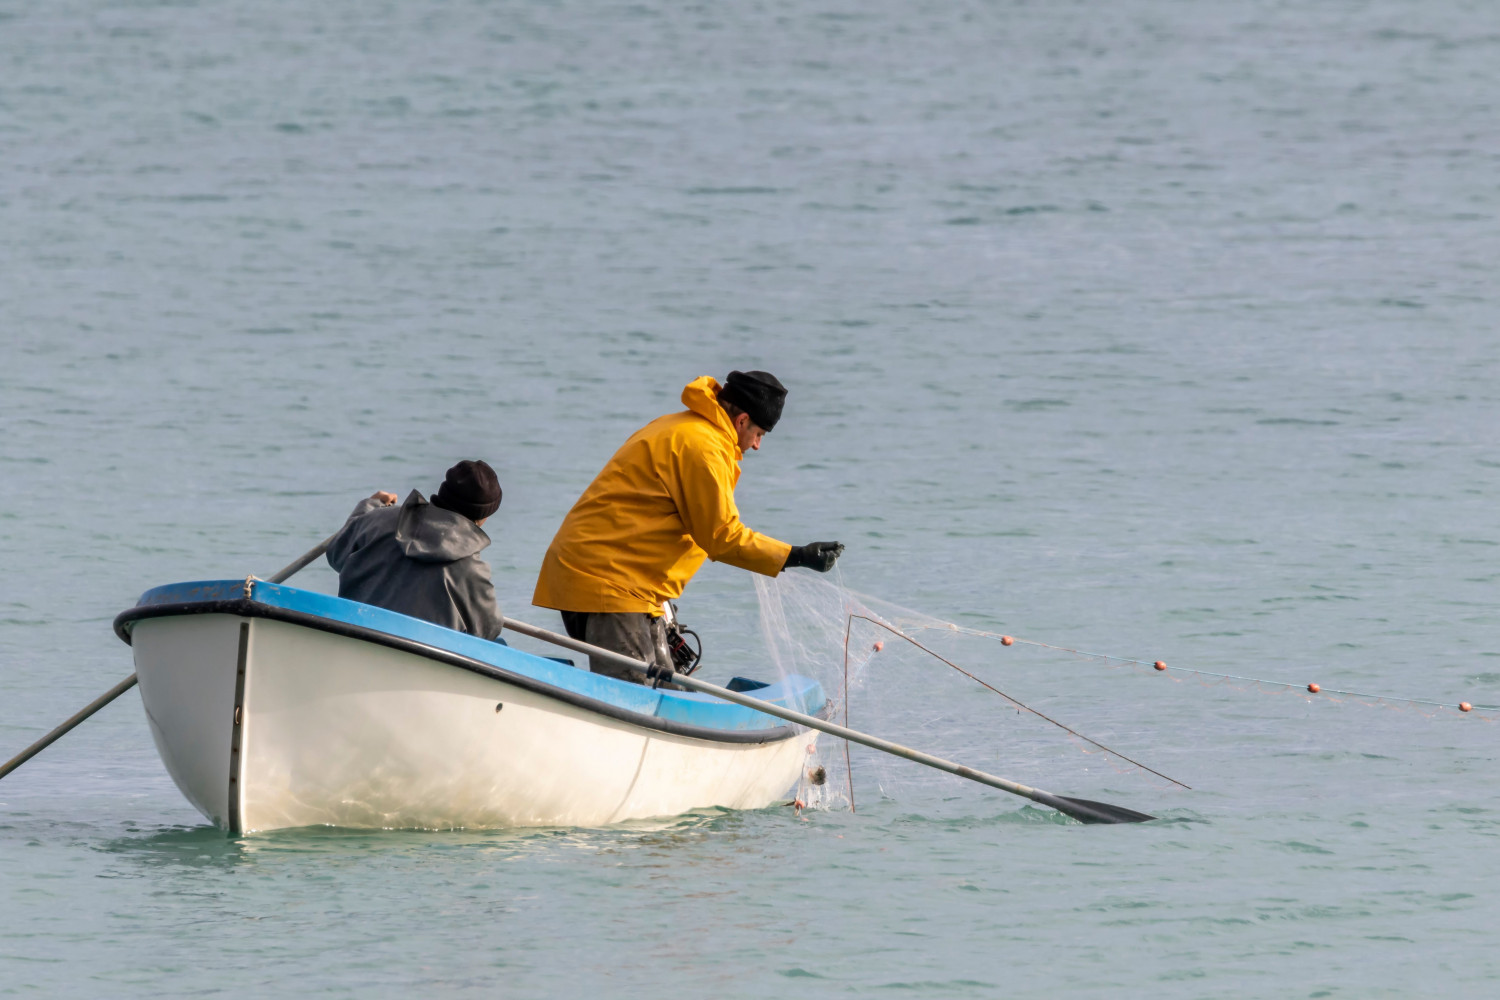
[3,0,1499,995]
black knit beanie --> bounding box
[431,460,502,521]
[718,370,787,432]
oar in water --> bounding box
[0,535,337,783]
[500,616,1156,825]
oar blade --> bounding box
[1050,795,1155,825]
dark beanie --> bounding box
[431,460,502,521]
[718,370,787,432]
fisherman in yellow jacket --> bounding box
[533,370,844,682]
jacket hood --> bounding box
[394,489,491,563]
[681,376,740,456]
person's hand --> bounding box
[784,541,844,573]
[371,490,398,506]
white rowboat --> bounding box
[113,580,824,833]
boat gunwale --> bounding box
[114,599,808,747]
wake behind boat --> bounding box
[112,579,824,834]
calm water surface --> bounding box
[3,1,1499,995]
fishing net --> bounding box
[755,572,1189,816]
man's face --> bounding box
[733,412,766,453]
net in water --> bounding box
[754,572,1187,816]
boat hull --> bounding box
[131,613,816,833]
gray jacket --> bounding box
[325,490,503,640]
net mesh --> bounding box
[754,571,1186,815]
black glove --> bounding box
[784,541,844,573]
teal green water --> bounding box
[4,1,1500,995]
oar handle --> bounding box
[500,616,1153,824]
[266,533,338,584]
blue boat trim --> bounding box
[114,580,826,746]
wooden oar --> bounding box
[500,616,1156,825]
[0,535,336,783]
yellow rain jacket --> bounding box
[533,376,793,615]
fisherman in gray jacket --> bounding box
[326,460,504,639]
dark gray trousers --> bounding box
[559,611,672,685]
